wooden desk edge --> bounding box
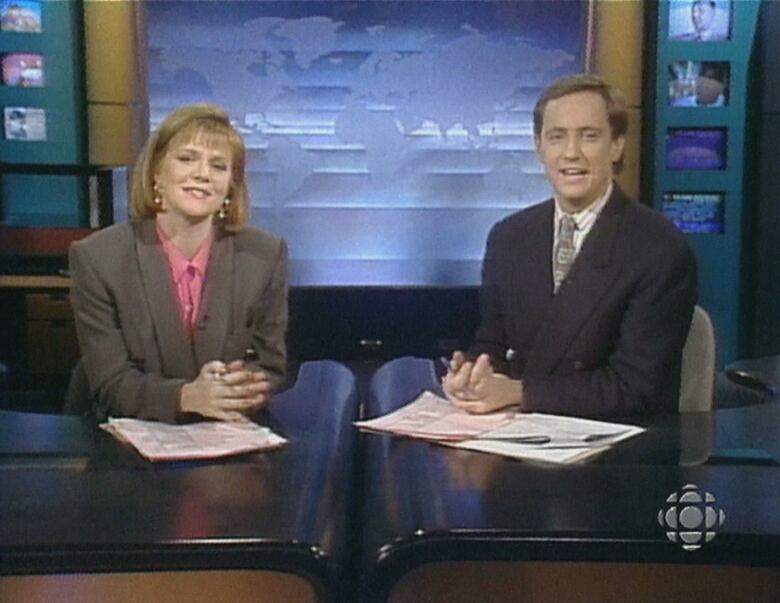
[0,275,70,289]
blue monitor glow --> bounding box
[666,127,727,171]
[146,0,585,286]
[661,192,725,234]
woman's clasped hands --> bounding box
[179,360,273,422]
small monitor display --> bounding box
[668,0,731,42]
[3,106,46,141]
[666,127,727,170]
[661,192,725,234]
[0,53,44,87]
[0,0,41,33]
[668,61,728,107]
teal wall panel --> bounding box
[652,0,761,365]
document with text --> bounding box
[356,391,644,464]
[355,390,515,441]
[102,418,287,462]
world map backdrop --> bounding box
[146,0,584,285]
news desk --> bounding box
[359,358,780,603]
[0,361,358,603]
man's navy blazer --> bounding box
[471,186,697,417]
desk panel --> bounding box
[0,361,359,603]
[360,357,780,603]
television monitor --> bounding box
[1,52,44,87]
[666,127,727,170]
[3,106,46,141]
[0,0,41,33]
[668,0,731,42]
[668,61,729,107]
[661,191,725,234]
[145,0,586,286]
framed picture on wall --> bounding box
[0,53,44,87]
[0,0,42,33]
[3,106,46,141]
[666,127,727,170]
[661,191,725,233]
[668,61,729,107]
[668,0,731,42]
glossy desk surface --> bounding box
[0,361,358,602]
[726,355,780,394]
[360,358,780,601]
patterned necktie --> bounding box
[553,215,577,293]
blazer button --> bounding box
[573,361,585,370]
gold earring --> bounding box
[218,198,231,220]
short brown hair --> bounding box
[533,73,628,139]
[130,103,249,231]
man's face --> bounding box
[535,90,625,212]
[692,2,715,33]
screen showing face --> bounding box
[668,0,732,42]
[666,127,727,171]
[145,1,585,286]
[662,192,725,233]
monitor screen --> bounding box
[668,61,729,107]
[0,52,44,87]
[661,191,725,233]
[668,0,732,42]
[145,0,586,286]
[666,127,727,170]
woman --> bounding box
[69,104,287,423]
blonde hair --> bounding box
[130,103,249,231]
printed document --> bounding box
[102,418,286,462]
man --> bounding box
[673,1,724,42]
[443,74,697,417]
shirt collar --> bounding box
[554,181,613,229]
[156,223,213,282]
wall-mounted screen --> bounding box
[666,127,727,170]
[0,0,41,33]
[668,0,731,42]
[661,191,725,233]
[146,0,585,286]
[3,106,46,141]
[668,61,728,107]
[1,52,44,87]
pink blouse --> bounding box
[157,225,213,333]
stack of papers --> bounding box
[355,391,513,441]
[102,418,286,462]
[355,391,644,464]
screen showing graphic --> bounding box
[666,127,727,170]
[668,61,729,107]
[668,0,731,42]
[146,1,585,286]
[661,191,725,233]
[1,53,44,87]
[3,106,46,141]
[0,0,41,33]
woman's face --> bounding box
[153,131,233,224]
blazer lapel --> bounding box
[193,232,234,368]
[525,189,628,375]
[134,220,197,377]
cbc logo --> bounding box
[658,483,725,551]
